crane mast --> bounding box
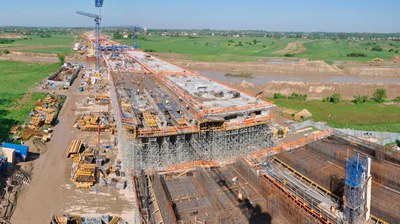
[76,0,104,71]
[76,11,101,70]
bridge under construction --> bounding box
[77,33,399,224]
[99,41,275,171]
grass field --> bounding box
[117,35,400,62]
[0,61,59,140]
[0,35,75,54]
[297,39,399,64]
[271,99,400,132]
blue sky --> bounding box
[1,0,399,32]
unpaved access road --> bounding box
[11,75,134,224]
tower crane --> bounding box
[77,11,101,70]
[132,25,140,49]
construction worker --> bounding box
[232,176,239,185]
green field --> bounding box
[0,61,59,140]
[297,39,399,64]
[116,35,400,62]
[271,99,400,132]
[0,35,75,54]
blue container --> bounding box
[1,143,28,161]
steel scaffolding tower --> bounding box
[344,154,371,224]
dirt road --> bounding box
[11,76,79,223]
[11,75,134,223]
[273,41,306,54]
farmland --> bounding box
[0,35,75,54]
[116,34,400,62]
[272,98,400,132]
[0,61,59,140]
[1,33,398,63]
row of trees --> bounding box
[273,88,395,104]
[322,88,388,104]
[0,38,15,44]
[273,92,307,101]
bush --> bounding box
[273,93,286,99]
[353,95,368,104]
[372,88,387,103]
[288,93,307,101]
[323,93,341,103]
[347,53,366,57]
[113,32,122,39]
[393,96,400,102]
[284,53,294,57]
[2,49,10,54]
[236,41,243,46]
[38,33,51,38]
[371,46,383,51]
[0,38,15,44]
[57,53,65,65]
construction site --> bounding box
[2,1,399,223]
[74,14,399,222]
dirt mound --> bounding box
[169,58,342,76]
[392,55,400,62]
[343,66,400,77]
[240,80,255,88]
[260,81,400,100]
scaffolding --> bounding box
[134,123,274,170]
[343,154,371,224]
